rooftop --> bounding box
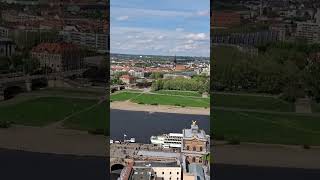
[31,42,79,54]
[134,161,180,168]
[183,121,208,140]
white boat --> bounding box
[124,138,136,143]
[150,133,183,148]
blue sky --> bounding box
[111,0,210,57]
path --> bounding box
[110,101,209,115]
[213,142,320,169]
[0,125,106,156]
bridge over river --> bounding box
[0,69,87,100]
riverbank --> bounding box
[110,101,210,115]
[214,142,320,170]
[0,125,106,156]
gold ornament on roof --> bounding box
[192,120,197,126]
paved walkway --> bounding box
[0,125,106,156]
[213,142,320,169]
[111,101,210,115]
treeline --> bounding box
[0,53,39,74]
[152,75,209,93]
[212,42,320,102]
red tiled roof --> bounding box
[31,42,79,54]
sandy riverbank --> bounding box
[110,101,210,115]
[0,125,106,157]
[214,142,320,169]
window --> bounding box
[177,172,179,175]
[193,146,196,151]
[192,157,196,162]
[170,172,172,174]
[162,172,164,175]
[200,147,203,151]
[186,146,189,150]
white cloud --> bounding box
[116,16,129,21]
[196,10,210,17]
[111,26,209,56]
[175,28,184,32]
[112,7,192,18]
[185,33,208,41]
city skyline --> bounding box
[111,0,210,57]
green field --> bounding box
[153,90,202,97]
[213,93,294,112]
[0,97,99,126]
[111,91,209,108]
[311,101,320,113]
[110,92,140,101]
[62,101,108,132]
[212,110,320,145]
[132,94,209,107]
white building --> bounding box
[296,22,320,43]
[0,26,9,38]
[0,38,15,57]
[132,161,182,180]
[60,30,109,53]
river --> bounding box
[110,109,210,143]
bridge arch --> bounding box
[111,164,125,172]
[3,85,23,100]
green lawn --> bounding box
[63,101,108,132]
[110,92,141,101]
[111,91,209,108]
[131,93,209,108]
[0,97,98,126]
[44,88,106,96]
[213,93,294,112]
[212,110,320,145]
[153,90,202,97]
[311,101,320,113]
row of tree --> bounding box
[212,42,320,102]
[152,75,209,93]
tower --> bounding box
[260,0,263,17]
[173,54,177,64]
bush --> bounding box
[0,121,12,128]
[303,144,311,149]
[215,134,225,141]
[227,137,240,145]
[150,103,158,105]
[138,102,144,104]
[174,103,181,106]
[88,128,105,135]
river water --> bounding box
[110,109,210,143]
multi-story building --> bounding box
[0,38,15,57]
[130,161,182,180]
[212,30,279,46]
[295,22,320,43]
[60,30,108,53]
[212,11,241,28]
[120,74,135,84]
[0,26,9,38]
[181,121,210,165]
[31,42,82,72]
[1,10,42,23]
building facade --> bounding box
[0,38,15,57]
[31,42,82,72]
[181,121,210,165]
[60,30,109,53]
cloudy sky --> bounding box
[110,0,210,57]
